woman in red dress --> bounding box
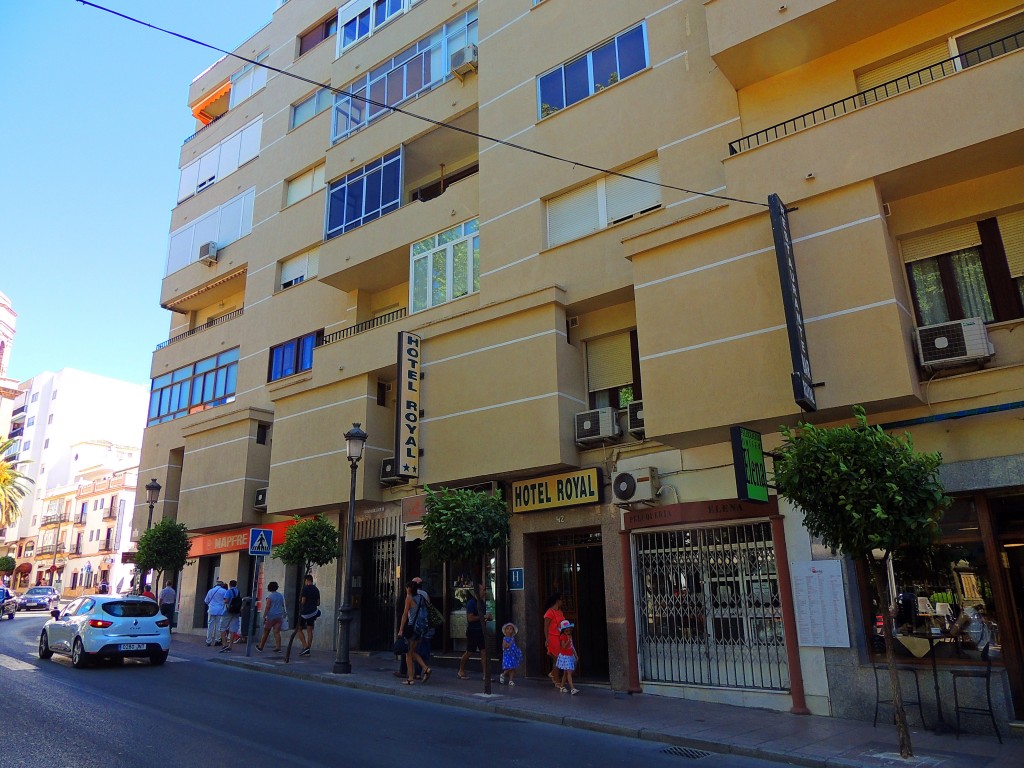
[542,592,565,688]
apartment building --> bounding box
[0,292,17,448]
[139,0,1024,728]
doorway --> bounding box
[359,537,397,652]
[992,494,1024,720]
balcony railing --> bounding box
[316,307,408,348]
[183,113,225,145]
[68,545,83,556]
[156,308,244,350]
[8,427,23,439]
[78,476,129,496]
[102,509,118,521]
[97,541,115,553]
[12,404,26,417]
[36,544,67,557]
[728,33,1022,155]
[40,513,71,527]
[73,513,87,525]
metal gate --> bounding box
[633,521,789,690]
[359,536,397,651]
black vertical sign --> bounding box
[395,331,422,478]
[768,194,816,412]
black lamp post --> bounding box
[333,422,367,674]
[145,478,161,531]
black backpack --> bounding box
[228,589,243,614]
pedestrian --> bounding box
[395,576,431,679]
[542,591,566,688]
[221,580,242,652]
[256,581,287,653]
[499,622,523,686]
[297,573,321,657]
[396,579,431,685]
[204,579,230,647]
[556,619,579,695]
[158,581,176,630]
[457,582,491,680]
[140,584,156,600]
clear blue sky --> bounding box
[0,0,280,387]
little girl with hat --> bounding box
[499,622,523,686]
[555,619,579,695]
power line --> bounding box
[77,0,768,209]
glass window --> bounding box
[339,0,420,52]
[409,219,479,312]
[325,150,402,239]
[148,348,239,426]
[907,247,995,325]
[268,331,324,382]
[229,51,268,109]
[166,188,256,275]
[291,88,333,130]
[299,16,338,56]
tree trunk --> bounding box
[867,555,913,758]
[481,551,491,694]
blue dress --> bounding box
[502,636,523,670]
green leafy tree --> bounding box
[272,514,339,575]
[0,555,15,574]
[135,519,193,593]
[772,406,949,758]
[421,486,511,694]
[0,438,33,529]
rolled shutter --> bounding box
[900,223,981,263]
[605,156,661,224]
[955,12,1024,63]
[998,210,1024,278]
[547,182,600,248]
[855,42,950,103]
[587,332,632,392]
[280,256,306,285]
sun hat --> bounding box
[558,619,574,631]
[502,622,518,635]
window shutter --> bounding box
[956,12,1024,59]
[998,209,1024,278]
[238,119,262,164]
[547,183,600,248]
[855,42,950,102]
[178,160,199,203]
[306,246,320,277]
[605,157,661,224]
[587,332,633,392]
[286,168,314,206]
[900,223,981,263]
[217,132,242,180]
[280,255,306,285]
[313,163,326,189]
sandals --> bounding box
[457,672,468,679]
[570,688,580,695]
[422,668,432,683]
[402,680,415,685]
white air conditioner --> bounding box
[254,487,268,510]
[450,44,478,80]
[575,407,621,445]
[914,317,993,370]
[627,400,645,438]
[380,457,404,487]
[612,467,660,504]
[198,241,219,266]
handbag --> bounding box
[392,636,409,656]
[281,614,290,632]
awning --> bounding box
[14,562,31,574]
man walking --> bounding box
[297,573,320,657]
[221,580,242,652]
[158,581,176,631]
[204,579,230,647]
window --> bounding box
[177,118,262,202]
[339,0,421,52]
[547,157,660,248]
[291,88,333,129]
[228,51,268,109]
[586,330,641,409]
[538,23,648,118]
[325,149,402,239]
[30,393,38,403]
[954,10,1024,69]
[300,15,338,56]
[47,414,53,424]
[332,8,477,142]
[51,391,57,400]
[80,502,87,516]
[43,439,49,449]
[166,188,256,274]
[285,163,326,206]
[278,248,319,290]
[23,441,31,451]
[27,417,35,427]
[410,218,479,312]
[256,424,271,445]
[147,348,239,426]
[268,330,323,381]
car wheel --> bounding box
[71,638,89,669]
[39,631,53,660]
[6,613,12,620]
[150,650,168,666]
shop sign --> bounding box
[622,497,778,530]
[512,468,602,513]
[394,331,422,479]
[730,426,770,504]
[121,551,136,564]
[189,518,298,558]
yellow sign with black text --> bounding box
[512,468,602,513]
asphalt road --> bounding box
[0,610,798,768]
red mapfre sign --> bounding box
[188,518,300,558]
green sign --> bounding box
[730,426,769,503]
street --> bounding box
[0,612,797,768]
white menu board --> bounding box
[791,560,850,648]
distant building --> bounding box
[0,291,18,445]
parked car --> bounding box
[18,586,60,612]
[39,595,170,668]
[0,587,17,620]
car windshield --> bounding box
[26,588,51,595]
[101,601,160,618]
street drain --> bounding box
[661,746,713,760]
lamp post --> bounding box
[333,422,367,674]
[141,479,161,592]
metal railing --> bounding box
[97,541,115,553]
[102,509,118,521]
[316,307,408,348]
[183,113,225,144]
[156,308,244,350]
[40,513,71,527]
[36,544,67,557]
[73,514,87,525]
[728,33,1023,155]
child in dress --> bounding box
[556,619,579,695]
[499,622,523,686]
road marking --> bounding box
[166,655,188,663]
[0,653,36,671]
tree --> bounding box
[135,519,193,593]
[272,514,339,575]
[772,406,950,758]
[0,555,15,574]
[421,486,511,694]
[0,438,32,529]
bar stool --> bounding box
[951,643,1002,743]
[873,663,926,728]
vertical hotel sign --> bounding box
[768,193,816,412]
[395,331,422,479]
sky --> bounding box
[0,0,280,388]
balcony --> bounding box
[156,308,244,350]
[68,544,83,556]
[102,509,118,521]
[36,544,66,557]
[97,542,115,554]
[11,404,26,419]
[317,308,408,349]
[73,513,87,526]
[79,475,130,496]
[40,513,71,528]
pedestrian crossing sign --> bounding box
[249,528,273,556]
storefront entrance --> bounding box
[359,537,397,652]
[537,528,608,680]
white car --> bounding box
[39,595,170,668]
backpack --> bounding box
[228,588,242,615]
[413,595,429,633]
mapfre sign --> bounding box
[395,331,422,479]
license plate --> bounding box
[119,643,147,651]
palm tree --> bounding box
[0,438,32,529]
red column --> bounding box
[620,529,643,693]
[770,514,810,715]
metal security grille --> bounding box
[359,536,397,652]
[633,521,789,690]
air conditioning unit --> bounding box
[450,44,478,80]
[627,400,645,438]
[612,467,660,505]
[914,317,993,370]
[575,407,621,445]
[198,241,219,266]
[380,457,404,487]
[254,487,268,510]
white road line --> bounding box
[0,653,36,671]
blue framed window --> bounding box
[340,0,414,52]
[148,348,239,426]
[326,149,402,239]
[268,330,323,382]
[538,23,648,118]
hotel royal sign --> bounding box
[511,468,603,513]
[395,331,422,479]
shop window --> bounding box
[586,330,641,409]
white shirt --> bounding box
[205,585,229,616]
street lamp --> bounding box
[145,478,161,531]
[333,422,367,674]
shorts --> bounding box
[402,624,426,641]
[228,615,241,634]
[263,616,283,629]
[465,627,485,653]
[299,614,318,629]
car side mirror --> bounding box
[50,609,61,619]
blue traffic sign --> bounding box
[508,567,525,591]
[249,528,273,556]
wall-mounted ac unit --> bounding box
[627,400,645,438]
[380,457,404,487]
[575,407,621,445]
[254,487,268,510]
[914,317,993,370]
[450,44,478,80]
[198,241,219,266]
[612,467,660,504]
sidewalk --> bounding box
[172,632,1019,767]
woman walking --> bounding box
[542,592,565,688]
[256,581,286,653]
[397,580,431,685]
